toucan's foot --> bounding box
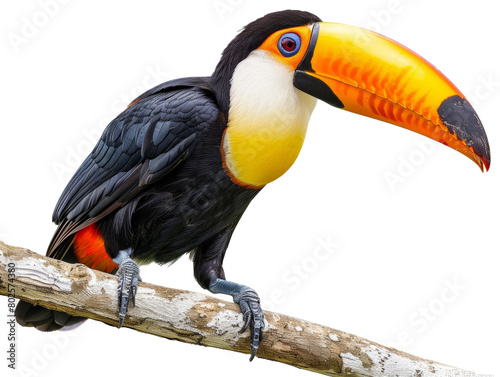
[234,287,264,361]
[113,249,142,327]
[209,279,264,361]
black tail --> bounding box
[15,236,87,331]
[15,301,87,331]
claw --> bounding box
[234,287,265,361]
[115,256,142,327]
[239,309,252,334]
[208,279,265,361]
[238,299,252,333]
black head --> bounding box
[210,10,322,115]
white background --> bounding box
[1,1,499,376]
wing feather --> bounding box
[48,78,219,255]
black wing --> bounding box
[48,77,219,255]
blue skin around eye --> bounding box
[278,32,301,57]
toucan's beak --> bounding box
[293,22,491,171]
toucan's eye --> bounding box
[278,33,301,57]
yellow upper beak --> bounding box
[293,22,491,171]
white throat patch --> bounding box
[223,49,317,187]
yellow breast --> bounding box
[221,50,317,188]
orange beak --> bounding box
[293,22,490,171]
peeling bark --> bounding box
[0,241,472,376]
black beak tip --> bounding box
[437,95,491,171]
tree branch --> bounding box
[0,241,471,376]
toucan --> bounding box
[15,10,490,361]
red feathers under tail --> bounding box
[15,223,118,331]
[73,223,118,273]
